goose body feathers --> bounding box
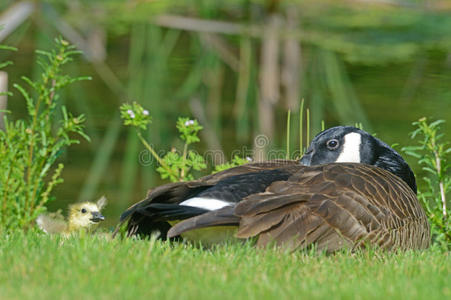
[119,127,430,251]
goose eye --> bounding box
[81,208,87,214]
[326,139,339,150]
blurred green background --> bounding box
[0,0,450,224]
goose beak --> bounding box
[299,155,311,166]
[90,212,105,223]
[300,149,313,166]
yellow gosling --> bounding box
[37,196,107,236]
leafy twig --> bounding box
[403,117,450,248]
[0,37,90,231]
[120,103,206,182]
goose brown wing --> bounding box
[234,163,430,251]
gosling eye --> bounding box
[326,139,339,150]
[81,208,87,214]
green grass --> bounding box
[0,232,449,300]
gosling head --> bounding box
[68,196,107,231]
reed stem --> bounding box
[299,99,304,154]
[286,110,291,159]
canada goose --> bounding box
[37,196,107,236]
[119,126,430,251]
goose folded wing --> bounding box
[166,181,382,251]
[233,166,399,251]
[168,165,393,251]
[164,182,305,238]
[167,206,239,238]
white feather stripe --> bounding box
[180,197,232,211]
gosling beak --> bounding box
[90,211,105,223]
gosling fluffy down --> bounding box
[37,196,107,236]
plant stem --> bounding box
[25,101,40,213]
[428,129,448,218]
[306,108,310,148]
[180,142,189,181]
[136,131,178,179]
[27,79,57,215]
[25,46,62,214]
[286,109,290,159]
[433,149,447,218]
[2,167,12,216]
[299,99,304,154]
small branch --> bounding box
[2,167,12,216]
[0,72,7,130]
[27,78,57,213]
[25,94,44,214]
[136,131,178,179]
[153,14,261,37]
[286,110,291,159]
[299,99,304,154]
[180,142,188,181]
[429,132,447,218]
[433,149,447,218]
[0,1,35,42]
[439,180,447,217]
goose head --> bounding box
[300,126,417,194]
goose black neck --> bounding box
[373,147,417,194]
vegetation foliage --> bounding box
[121,102,207,182]
[403,118,451,249]
[0,38,90,231]
[121,102,252,181]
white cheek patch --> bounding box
[180,197,232,211]
[336,132,361,163]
